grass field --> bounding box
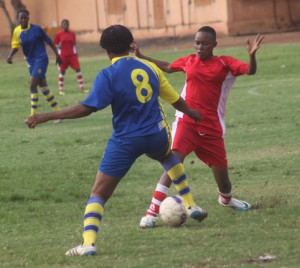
[0,42,299,268]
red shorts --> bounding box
[59,54,80,72]
[171,118,228,168]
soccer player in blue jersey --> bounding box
[7,9,62,118]
[25,24,208,256]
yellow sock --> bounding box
[41,88,61,111]
[82,197,105,246]
[30,89,38,115]
[162,153,196,208]
[167,163,196,208]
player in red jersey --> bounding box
[133,26,264,228]
[53,19,88,95]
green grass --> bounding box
[0,42,299,268]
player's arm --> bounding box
[172,97,201,122]
[6,48,19,64]
[42,26,62,65]
[131,42,175,73]
[7,27,21,64]
[156,65,201,122]
[25,103,96,129]
[48,39,63,65]
[247,33,264,75]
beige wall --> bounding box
[227,0,300,35]
[1,0,300,45]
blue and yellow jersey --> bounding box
[11,23,52,65]
[82,56,180,138]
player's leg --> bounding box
[71,56,88,93]
[29,77,39,115]
[140,123,207,228]
[66,170,120,256]
[66,136,135,256]
[75,68,86,93]
[196,134,251,211]
[38,79,62,123]
[160,152,207,221]
[58,70,66,96]
[212,166,251,211]
[38,79,60,110]
[140,119,205,228]
[142,150,185,221]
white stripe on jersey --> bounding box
[174,83,187,119]
[217,72,236,137]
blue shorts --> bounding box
[100,128,171,178]
[28,58,48,79]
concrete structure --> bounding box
[1,0,300,45]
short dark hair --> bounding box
[198,26,216,41]
[61,19,69,24]
[17,9,29,18]
[100,25,133,54]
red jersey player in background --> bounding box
[133,26,264,228]
[54,19,88,95]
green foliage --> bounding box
[0,43,299,267]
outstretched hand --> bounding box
[247,33,265,56]
[25,114,47,129]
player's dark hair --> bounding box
[17,9,30,18]
[198,26,216,41]
[61,19,69,24]
[100,25,133,54]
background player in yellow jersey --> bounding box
[6,9,62,119]
[25,25,208,256]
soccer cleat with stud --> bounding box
[59,91,65,96]
[65,244,96,256]
[81,89,89,93]
[187,205,208,222]
[218,197,251,211]
[139,215,158,228]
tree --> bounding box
[0,0,26,34]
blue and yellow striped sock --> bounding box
[82,196,105,246]
[30,88,38,115]
[162,154,196,208]
[41,88,61,111]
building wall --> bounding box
[227,0,300,35]
[1,0,300,45]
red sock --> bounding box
[218,189,232,205]
[146,183,169,217]
[76,72,84,91]
[59,74,64,91]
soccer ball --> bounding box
[159,195,187,227]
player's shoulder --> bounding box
[13,25,22,33]
[29,24,41,30]
[134,57,160,73]
[30,24,46,34]
[174,54,197,64]
[180,54,196,60]
[217,55,240,65]
[219,55,238,62]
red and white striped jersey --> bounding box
[171,54,248,137]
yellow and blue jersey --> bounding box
[11,23,52,65]
[82,56,180,138]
